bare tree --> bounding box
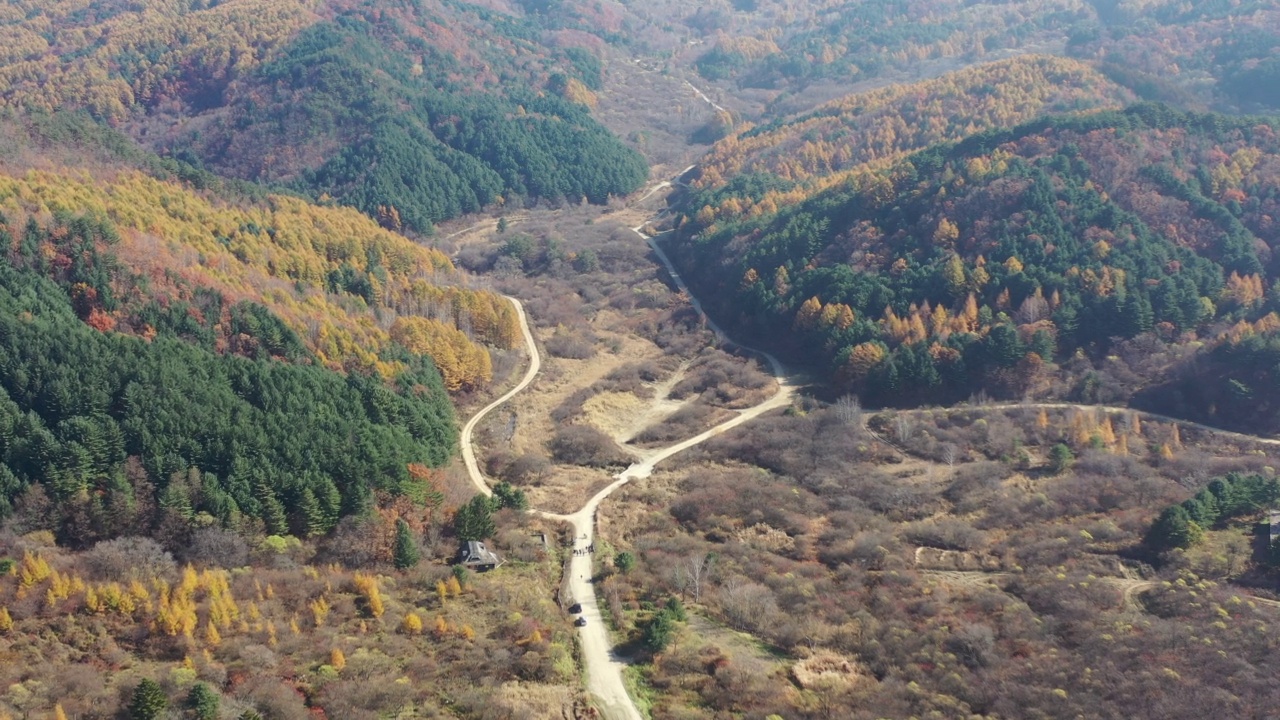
[1014,292,1050,325]
[941,443,959,474]
[675,551,711,603]
[834,395,862,426]
[719,576,779,632]
[893,414,916,444]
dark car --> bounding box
[569,603,582,614]
[574,616,587,627]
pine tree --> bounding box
[492,482,528,511]
[1048,444,1074,474]
[187,683,219,720]
[129,679,167,720]
[253,476,288,536]
[642,610,676,653]
[1146,506,1202,551]
[393,519,420,570]
[454,495,496,541]
[294,488,326,539]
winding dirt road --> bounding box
[459,295,540,500]
[457,168,1280,716]
[457,171,795,720]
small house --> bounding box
[456,540,501,571]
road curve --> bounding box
[455,172,795,718]
[558,226,794,720]
[459,295,540,499]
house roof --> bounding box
[458,540,500,564]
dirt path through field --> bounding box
[458,165,797,720]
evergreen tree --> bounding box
[454,494,496,541]
[1181,494,1219,528]
[293,487,327,539]
[665,596,687,621]
[393,519,420,570]
[187,683,219,720]
[492,481,528,511]
[615,551,635,573]
[1146,505,1202,552]
[642,610,676,653]
[1048,444,1074,474]
[253,476,289,537]
[129,679,167,720]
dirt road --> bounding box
[459,295,540,500]
[457,172,796,719]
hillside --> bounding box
[0,520,577,718]
[691,55,1134,204]
[669,104,1280,412]
[0,167,518,389]
[0,0,647,232]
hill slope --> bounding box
[670,103,1280,411]
[0,0,647,231]
[691,55,1134,206]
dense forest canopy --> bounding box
[0,216,457,544]
[670,104,1280,415]
[175,15,648,232]
[676,0,1280,113]
[0,166,520,388]
[692,55,1135,202]
[0,0,648,231]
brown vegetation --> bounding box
[598,397,1280,719]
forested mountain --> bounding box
[669,0,1280,113]
[0,220,457,544]
[692,55,1133,204]
[0,0,647,231]
[0,166,518,389]
[669,104,1280,415]
[0,111,523,542]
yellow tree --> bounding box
[401,612,424,635]
[933,218,959,248]
[794,297,823,331]
[1098,416,1117,446]
[942,255,967,297]
[838,342,886,386]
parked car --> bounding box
[574,616,587,627]
[569,602,582,614]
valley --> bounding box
[5,1,1280,718]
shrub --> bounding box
[544,330,596,359]
[903,518,985,551]
[84,537,175,581]
[183,527,249,568]
[550,425,631,468]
